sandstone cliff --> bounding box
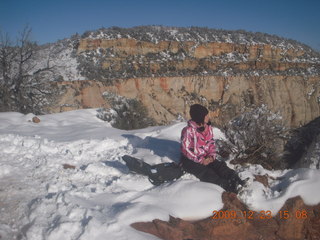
[25,26,317,130]
[49,74,320,129]
[77,37,314,76]
[76,28,320,82]
[42,26,319,129]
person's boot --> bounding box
[226,175,249,194]
[219,178,239,194]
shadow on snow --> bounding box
[122,134,181,163]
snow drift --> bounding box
[0,109,320,240]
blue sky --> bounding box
[1,0,319,51]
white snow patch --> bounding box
[0,109,320,239]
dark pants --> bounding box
[180,155,243,193]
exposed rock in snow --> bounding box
[132,192,320,240]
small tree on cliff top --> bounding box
[0,26,55,113]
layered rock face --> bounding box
[48,27,320,127]
[50,74,320,128]
[77,38,315,75]
[45,27,320,128]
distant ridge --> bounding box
[79,25,317,52]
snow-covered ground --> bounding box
[0,109,320,240]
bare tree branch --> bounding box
[0,25,57,113]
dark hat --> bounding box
[189,104,209,124]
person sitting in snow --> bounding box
[180,104,244,193]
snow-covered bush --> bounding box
[224,105,288,169]
[97,92,156,130]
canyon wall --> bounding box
[49,74,320,128]
[76,37,319,81]
[43,27,320,129]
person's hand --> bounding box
[202,157,214,165]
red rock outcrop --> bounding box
[132,192,320,240]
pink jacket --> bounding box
[180,120,216,164]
